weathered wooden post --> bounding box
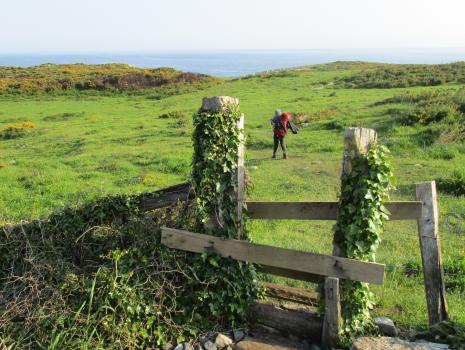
[323,127,377,348]
[200,96,245,238]
[333,127,378,257]
[322,277,341,349]
[415,181,448,325]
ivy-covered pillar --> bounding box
[331,127,393,345]
[188,96,259,325]
[192,96,244,238]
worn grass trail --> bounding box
[1,65,464,329]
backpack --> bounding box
[274,112,292,137]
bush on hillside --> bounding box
[0,64,218,94]
[337,62,465,89]
[437,170,465,196]
[376,89,465,143]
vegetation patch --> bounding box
[377,89,465,144]
[43,111,85,121]
[1,120,36,139]
[337,62,465,88]
[292,109,338,125]
[403,255,465,292]
[0,63,218,94]
[437,170,465,196]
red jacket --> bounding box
[274,112,292,137]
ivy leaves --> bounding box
[188,105,259,327]
[335,145,394,343]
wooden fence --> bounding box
[153,96,447,348]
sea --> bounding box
[1,48,465,77]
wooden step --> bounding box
[249,301,323,342]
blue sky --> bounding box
[1,0,465,53]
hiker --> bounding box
[270,109,295,159]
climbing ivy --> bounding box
[189,104,260,325]
[333,145,395,344]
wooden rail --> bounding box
[161,227,385,284]
[246,201,422,221]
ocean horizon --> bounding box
[1,48,465,77]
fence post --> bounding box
[323,127,377,348]
[415,181,448,325]
[322,277,341,348]
[237,113,245,239]
[200,96,243,236]
[333,127,378,257]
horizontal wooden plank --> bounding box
[140,182,191,212]
[261,282,319,306]
[161,227,385,284]
[246,201,422,221]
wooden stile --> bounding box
[246,201,422,221]
[161,227,385,284]
[416,181,448,325]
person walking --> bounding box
[270,108,292,159]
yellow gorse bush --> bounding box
[22,120,36,128]
[1,120,37,139]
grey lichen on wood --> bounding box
[342,127,377,175]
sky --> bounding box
[1,0,465,53]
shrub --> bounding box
[427,144,459,160]
[1,120,36,139]
[437,170,465,196]
[337,62,465,89]
[322,119,345,131]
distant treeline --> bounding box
[337,62,465,88]
[0,63,218,94]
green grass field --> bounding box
[1,62,464,331]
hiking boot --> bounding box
[272,154,276,159]
[283,154,288,159]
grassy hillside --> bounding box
[1,61,464,331]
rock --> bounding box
[194,344,203,350]
[351,337,450,350]
[184,344,194,350]
[374,316,398,336]
[201,96,239,113]
[233,329,246,342]
[215,333,233,348]
[162,344,174,350]
[203,341,217,350]
[173,345,183,350]
[235,336,304,350]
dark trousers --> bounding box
[273,135,287,155]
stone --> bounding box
[215,333,233,348]
[233,329,246,342]
[203,341,217,350]
[201,96,239,113]
[173,345,183,350]
[162,344,174,350]
[374,316,398,336]
[351,337,450,350]
[235,336,305,350]
[184,344,194,350]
